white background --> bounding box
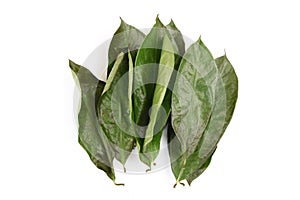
[1,0,299,199]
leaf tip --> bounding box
[168,18,176,28]
[197,35,202,43]
[68,59,73,66]
[119,17,127,26]
[187,180,192,186]
[170,18,174,24]
[68,59,80,74]
[156,13,159,20]
[155,14,164,27]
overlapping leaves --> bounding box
[68,16,238,186]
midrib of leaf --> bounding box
[170,38,217,184]
[128,51,134,123]
[103,52,125,94]
[143,35,175,148]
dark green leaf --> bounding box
[169,38,218,183]
[134,18,186,168]
[142,35,175,166]
[69,60,116,182]
[186,55,238,184]
[142,19,186,167]
[98,52,135,169]
[133,16,167,166]
[107,18,145,77]
[186,151,214,185]
[164,20,186,174]
[167,120,183,181]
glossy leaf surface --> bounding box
[133,16,167,166]
[69,60,116,181]
[142,19,186,167]
[166,19,185,59]
[169,38,218,183]
[98,53,135,168]
[107,18,145,77]
[186,55,238,184]
[142,35,175,166]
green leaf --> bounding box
[162,20,186,173]
[142,35,175,166]
[186,151,214,185]
[167,120,183,182]
[164,19,186,180]
[186,55,238,184]
[214,55,238,131]
[98,52,135,169]
[141,19,186,167]
[169,38,218,183]
[134,18,186,168]
[107,18,145,77]
[166,19,185,59]
[166,19,185,89]
[133,16,168,166]
[69,60,116,182]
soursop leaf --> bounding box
[169,38,218,184]
[107,18,145,77]
[133,16,168,167]
[142,35,175,167]
[69,60,116,182]
[98,52,135,169]
[186,55,238,185]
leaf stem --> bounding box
[114,181,125,186]
[173,181,185,188]
[146,167,151,172]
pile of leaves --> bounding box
[69,16,238,187]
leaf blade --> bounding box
[133,16,167,167]
[69,60,116,181]
[98,53,136,168]
[142,35,175,165]
[107,18,145,77]
[169,38,218,182]
[186,55,238,184]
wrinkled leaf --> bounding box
[186,151,214,186]
[142,19,186,167]
[169,38,218,183]
[166,19,185,59]
[107,18,145,77]
[142,35,175,166]
[69,17,238,187]
[168,119,215,187]
[133,16,167,166]
[167,120,183,182]
[165,19,185,88]
[69,60,116,182]
[134,18,187,168]
[186,55,238,184]
[98,52,135,169]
